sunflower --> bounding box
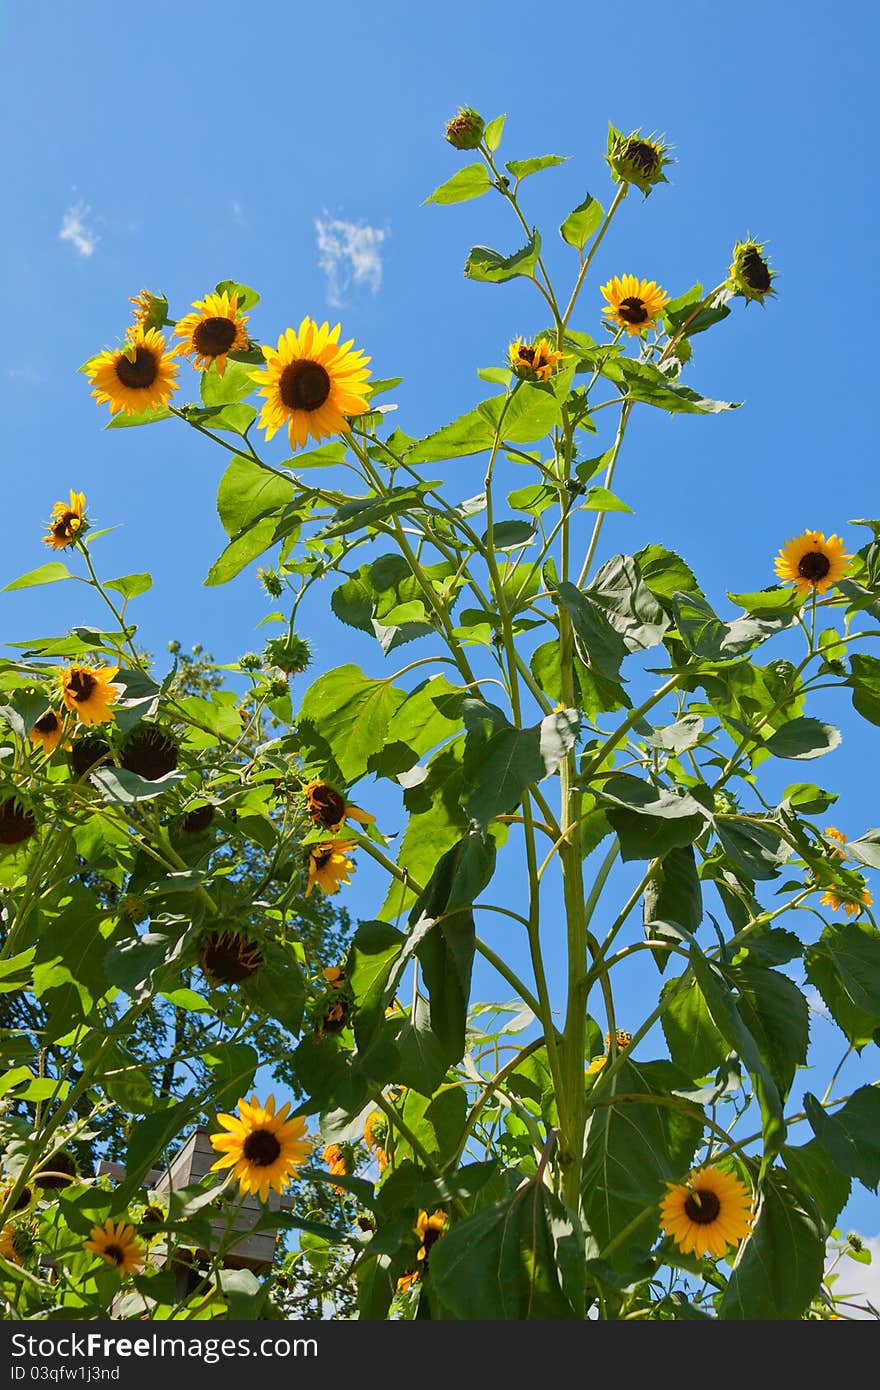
[305,840,356,897]
[508,337,564,382]
[304,780,374,833]
[43,490,87,551]
[33,1150,78,1190]
[209,1094,311,1202]
[363,1110,389,1173]
[315,999,350,1037]
[70,735,113,778]
[87,325,180,418]
[129,289,168,334]
[774,530,850,595]
[821,886,873,918]
[29,710,65,757]
[249,318,371,452]
[0,798,36,847]
[180,803,215,834]
[1,1181,32,1213]
[587,1055,607,1074]
[174,290,250,378]
[322,1142,351,1195]
[199,930,264,986]
[728,239,776,304]
[323,966,346,990]
[83,1218,145,1275]
[606,127,672,195]
[0,1223,24,1265]
[119,725,179,780]
[59,664,121,727]
[660,1165,754,1260]
[415,1208,448,1263]
[825,827,847,857]
[600,275,670,336]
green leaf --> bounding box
[601,774,710,862]
[106,405,173,428]
[297,665,407,782]
[560,194,604,250]
[379,741,470,920]
[216,453,295,539]
[399,1085,467,1166]
[804,1087,880,1191]
[349,920,405,1049]
[732,964,809,1099]
[583,486,631,514]
[850,653,880,726]
[430,1183,584,1319]
[782,1139,851,1234]
[243,940,305,1034]
[394,997,450,1095]
[200,359,257,407]
[644,846,703,973]
[484,114,505,151]
[407,385,560,464]
[214,279,260,311]
[783,782,839,815]
[4,563,72,592]
[463,706,579,827]
[321,486,433,539]
[553,579,628,681]
[804,919,880,1046]
[847,828,880,869]
[104,573,152,600]
[585,553,670,652]
[606,358,740,415]
[424,164,491,205]
[506,154,567,181]
[662,284,732,340]
[720,1172,824,1320]
[465,229,541,284]
[661,973,728,1077]
[765,717,842,760]
[581,1060,703,1264]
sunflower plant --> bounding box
[1,109,880,1323]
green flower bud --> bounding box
[728,238,776,305]
[167,639,181,654]
[606,124,672,196]
[239,652,262,672]
[264,633,312,676]
[444,107,485,151]
[258,566,284,598]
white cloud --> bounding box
[231,199,244,221]
[6,365,44,384]
[59,202,99,258]
[315,216,387,307]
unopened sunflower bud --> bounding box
[445,107,485,151]
[258,566,284,598]
[509,337,563,383]
[268,675,289,699]
[264,633,312,675]
[606,124,672,196]
[167,639,181,655]
[728,238,776,304]
[239,651,262,672]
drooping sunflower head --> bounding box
[415,1208,448,1263]
[209,1094,311,1202]
[508,337,564,383]
[606,124,673,195]
[304,780,374,832]
[70,734,113,779]
[59,663,121,727]
[174,290,250,378]
[821,885,873,918]
[129,289,169,334]
[180,803,215,834]
[29,709,65,758]
[33,1150,79,1190]
[249,318,371,453]
[660,1165,754,1260]
[774,530,851,595]
[86,324,180,418]
[315,998,350,1037]
[444,106,485,150]
[1,1180,33,1213]
[119,724,179,781]
[199,929,264,986]
[600,275,670,337]
[43,490,87,551]
[728,238,776,304]
[0,1221,32,1266]
[306,840,356,897]
[264,633,312,675]
[0,797,37,847]
[83,1218,145,1276]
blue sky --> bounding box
[2,0,879,1261]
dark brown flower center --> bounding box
[115,348,158,390]
[104,1243,125,1266]
[67,669,97,703]
[422,1224,444,1255]
[193,316,237,357]
[71,738,111,778]
[11,1185,32,1211]
[52,511,80,542]
[313,846,334,870]
[517,345,536,365]
[34,1152,77,1189]
[0,799,36,845]
[35,712,59,734]
[279,360,331,412]
[684,1189,721,1224]
[622,138,660,177]
[741,249,772,293]
[320,1001,349,1033]
[243,1128,281,1167]
[199,931,262,985]
[181,804,215,834]
[618,297,649,325]
[798,551,831,581]
[308,784,347,826]
[121,728,179,781]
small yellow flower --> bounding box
[0,1222,25,1265]
[83,1218,145,1276]
[821,886,873,918]
[415,1208,448,1263]
[363,1110,389,1173]
[43,490,87,551]
[660,1166,754,1260]
[508,337,563,382]
[600,275,669,336]
[58,664,121,727]
[29,710,66,757]
[322,1142,351,1195]
[86,325,180,418]
[249,318,371,453]
[774,530,851,595]
[304,780,374,833]
[306,840,356,897]
[128,289,167,334]
[174,290,250,378]
[209,1094,311,1202]
[322,965,346,989]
